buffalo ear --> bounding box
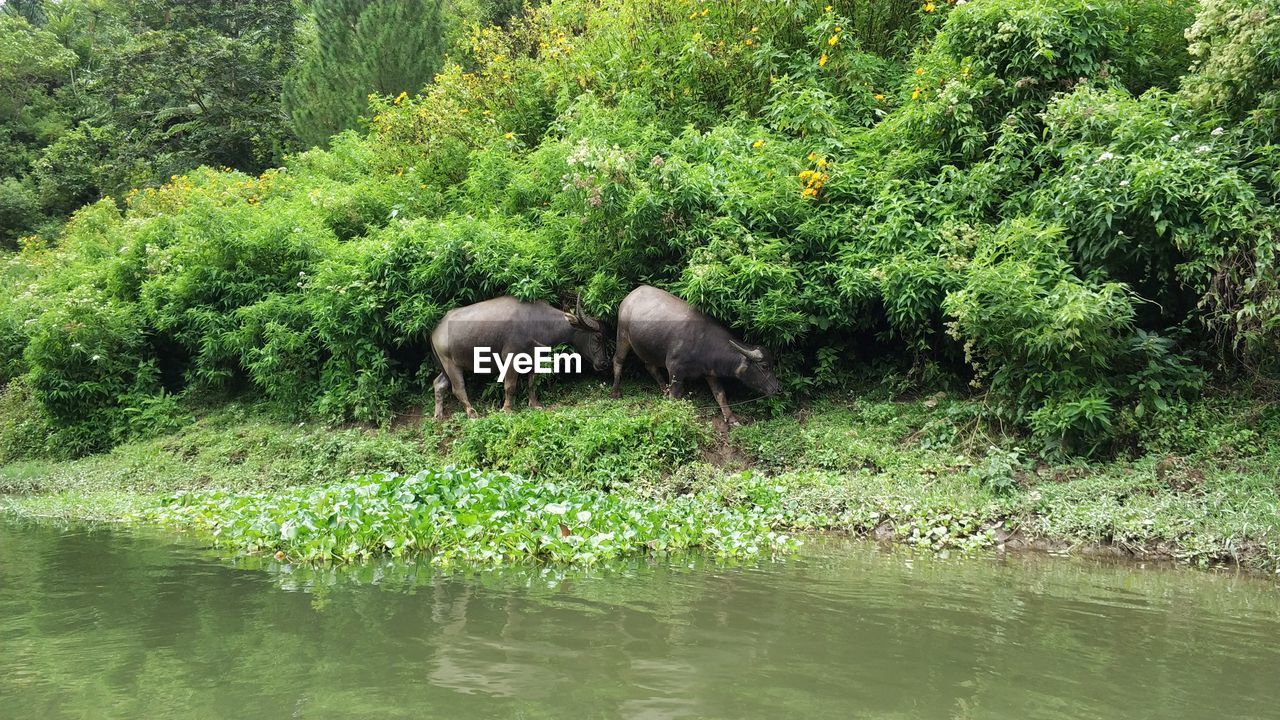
[563,311,579,327]
[729,339,765,361]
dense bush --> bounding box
[449,399,709,487]
[2,0,1278,457]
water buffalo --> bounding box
[431,296,608,419]
[610,285,781,425]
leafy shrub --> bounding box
[449,400,709,487]
[23,291,157,454]
[0,0,1272,457]
[945,220,1204,454]
[0,379,56,463]
[0,178,42,247]
[1181,0,1280,138]
[967,445,1026,496]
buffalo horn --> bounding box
[729,339,765,361]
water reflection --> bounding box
[1,518,1278,719]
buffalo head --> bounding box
[728,339,781,397]
[564,296,609,372]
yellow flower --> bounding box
[912,87,922,100]
[700,7,709,16]
[394,91,408,105]
[504,132,515,139]
[745,38,754,46]
[874,93,886,101]
[828,34,839,46]
[807,152,818,161]
[689,11,697,18]
[916,67,925,75]
[752,139,766,149]
[824,5,833,11]
[923,2,936,11]
[818,52,828,67]
[834,26,842,32]
[751,26,758,33]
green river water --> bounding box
[1,516,1278,719]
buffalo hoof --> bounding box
[609,390,621,399]
[465,408,479,419]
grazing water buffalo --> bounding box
[610,285,781,425]
[431,296,608,420]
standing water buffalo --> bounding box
[431,296,609,420]
[610,285,781,426]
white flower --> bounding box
[543,503,568,516]
[1170,134,1181,143]
[1119,179,1130,187]
[1211,126,1224,136]
[1097,151,1115,162]
[1197,144,1211,153]
[91,354,101,361]
[576,510,592,523]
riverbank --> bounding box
[3,380,1278,571]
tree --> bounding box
[0,12,77,241]
[283,0,455,147]
[82,0,301,178]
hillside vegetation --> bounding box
[1,0,1279,460]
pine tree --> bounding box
[284,0,454,148]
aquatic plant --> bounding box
[145,466,800,565]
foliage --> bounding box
[1181,0,1280,139]
[8,392,1278,570]
[284,0,493,147]
[145,466,801,564]
[1,0,1279,457]
[0,0,303,239]
[80,0,300,184]
[286,0,529,147]
[450,398,709,487]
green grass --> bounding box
[3,381,1278,571]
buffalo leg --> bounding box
[444,364,478,418]
[610,334,632,399]
[668,376,685,399]
[432,372,451,421]
[645,364,669,395]
[527,373,543,409]
[706,376,739,427]
[502,371,519,412]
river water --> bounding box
[1,516,1278,719]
